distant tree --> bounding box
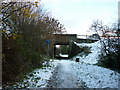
[90,20,120,71]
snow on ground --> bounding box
[15,60,119,88]
[71,61,119,88]
[74,41,101,64]
[14,60,60,88]
[47,60,119,88]
[14,41,120,88]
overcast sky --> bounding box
[41,0,118,35]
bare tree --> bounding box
[90,20,120,71]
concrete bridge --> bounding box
[53,34,98,59]
[48,34,119,59]
[53,34,98,44]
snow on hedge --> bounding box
[74,40,101,64]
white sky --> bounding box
[2,0,119,35]
[41,0,119,35]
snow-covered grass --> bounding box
[74,41,101,64]
[14,60,119,88]
[71,61,119,88]
[14,60,60,88]
[14,41,120,88]
[47,60,119,88]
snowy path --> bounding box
[47,61,86,88]
[47,60,119,88]
[14,41,120,88]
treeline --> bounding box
[2,2,66,86]
[90,20,120,72]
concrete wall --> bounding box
[53,34,97,43]
[53,34,77,43]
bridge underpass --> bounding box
[53,34,98,59]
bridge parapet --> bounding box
[53,34,77,43]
